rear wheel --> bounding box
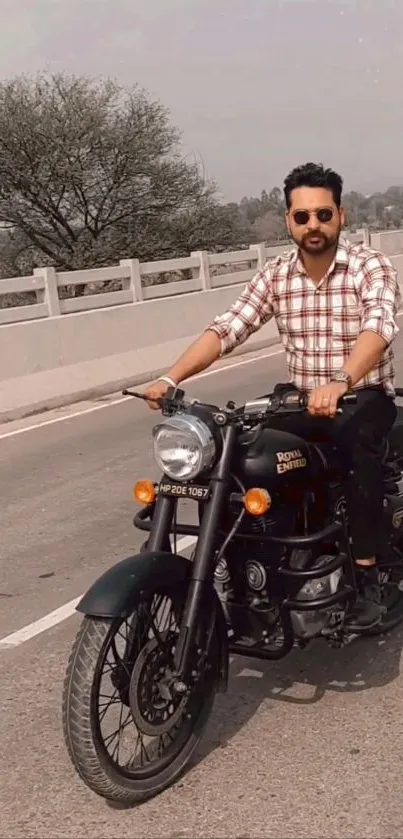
[62,584,220,805]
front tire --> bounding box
[62,587,219,805]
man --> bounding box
[144,162,401,631]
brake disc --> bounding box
[129,633,188,737]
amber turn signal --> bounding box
[133,480,156,505]
[243,487,271,516]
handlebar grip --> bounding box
[279,391,357,411]
[122,389,163,405]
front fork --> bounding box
[147,424,236,685]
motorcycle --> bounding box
[62,383,403,806]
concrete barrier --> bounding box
[0,282,279,423]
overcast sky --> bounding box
[1,0,402,200]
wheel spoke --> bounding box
[139,732,151,766]
[98,689,120,722]
[110,703,125,763]
[103,710,133,749]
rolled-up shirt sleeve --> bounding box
[358,251,401,345]
[206,265,275,356]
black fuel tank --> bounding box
[236,427,318,489]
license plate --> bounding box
[159,480,210,500]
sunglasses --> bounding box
[292,208,334,226]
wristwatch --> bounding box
[331,370,353,390]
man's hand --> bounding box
[143,379,171,410]
[307,381,348,417]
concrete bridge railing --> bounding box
[1,228,403,424]
[0,231,370,327]
[0,242,293,326]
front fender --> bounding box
[76,550,229,693]
[77,551,191,618]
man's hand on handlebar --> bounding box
[143,379,171,410]
[307,381,349,418]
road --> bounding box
[2,338,403,839]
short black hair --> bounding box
[283,162,343,209]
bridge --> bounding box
[1,229,403,838]
[2,227,403,424]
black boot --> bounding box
[345,564,382,631]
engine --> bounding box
[213,486,351,645]
[287,550,344,639]
[213,502,292,641]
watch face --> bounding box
[333,373,350,385]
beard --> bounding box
[295,228,340,255]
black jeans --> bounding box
[269,386,397,560]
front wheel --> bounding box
[62,584,219,805]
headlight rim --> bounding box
[152,413,217,481]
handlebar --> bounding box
[122,386,357,426]
[242,390,357,422]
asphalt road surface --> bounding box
[2,337,403,839]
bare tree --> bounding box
[0,72,239,281]
[251,210,287,243]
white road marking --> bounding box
[169,535,197,552]
[0,396,134,440]
[0,347,284,441]
[0,597,82,650]
[0,535,197,650]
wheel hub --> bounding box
[129,632,188,736]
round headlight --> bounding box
[153,414,216,480]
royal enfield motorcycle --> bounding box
[62,383,403,806]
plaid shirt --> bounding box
[208,240,401,395]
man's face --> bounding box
[286,186,345,256]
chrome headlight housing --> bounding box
[152,414,216,481]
